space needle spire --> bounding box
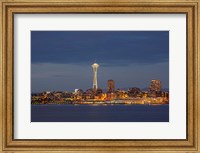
[92,62,99,90]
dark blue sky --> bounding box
[31,31,169,92]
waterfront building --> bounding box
[149,80,161,92]
[128,87,141,97]
[74,89,79,93]
[92,63,99,90]
[96,88,103,95]
[86,88,95,99]
[106,92,116,100]
[77,89,84,95]
[107,80,115,92]
[44,91,51,94]
[115,89,128,99]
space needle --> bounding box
[92,63,99,90]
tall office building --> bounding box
[92,63,99,90]
[149,80,161,92]
[107,80,115,92]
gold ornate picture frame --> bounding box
[0,0,199,152]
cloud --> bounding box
[31,31,169,66]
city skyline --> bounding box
[31,31,169,92]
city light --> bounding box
[31,63,169,105]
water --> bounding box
[31,104,169,122]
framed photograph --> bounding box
[1,0,199,152]
[31,31,170,123]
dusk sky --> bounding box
[31,31,169,92]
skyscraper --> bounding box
[92,63,99,90]
[149,80,161,92]
[107,80,115,92]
